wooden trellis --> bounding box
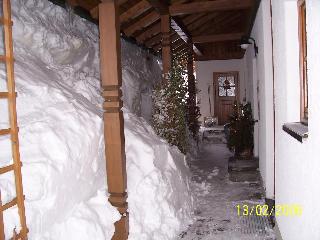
[0,0,28,239]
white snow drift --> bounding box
[0,0,194,239]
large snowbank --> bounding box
[0,0,193,239]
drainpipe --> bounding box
[262,0,277,226]
[269,0,276,203]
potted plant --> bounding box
[226,102,256,159]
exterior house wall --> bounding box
[244,0,275,199]
[195,59,248,123]
[249,0,320,239]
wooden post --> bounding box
[0,191,5,240]
[187,41,197,137]
[187,41,195,105]
[99,1,128,239]
[161,14,171,81]
[187,41,194,83]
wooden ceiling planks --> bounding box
[196,40,244,60]
[123,11,160,36]
[191,11,244,36]
[192,32,244,44]
[119,0,152,23]
[169,0,254,15]
[184,13,218,33]
[54,0,259,60]
[180,13,208,26]
[136,21,161,43]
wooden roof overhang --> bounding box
[51,0,261,60]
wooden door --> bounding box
[214,72,239,125]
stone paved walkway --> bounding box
[178,132,276,240]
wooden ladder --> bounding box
[0,0,28,239]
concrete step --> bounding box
[228,157,259,172]
[229,170,260,183]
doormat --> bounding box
[237,214,275,239]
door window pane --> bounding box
[219,87,226,96]
[227,76,235,85]
[227,87,236,97]
[218,77,226,86]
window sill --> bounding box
[282,122,308,143]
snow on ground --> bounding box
[178,132,275,240]
[0,0,193,239]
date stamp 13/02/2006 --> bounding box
[236,204,303,217]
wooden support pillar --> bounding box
[161,14,171,81]
[187,41,197,137]
[187,41,195,105]
[99,1,129,239]
[0,191,5,240]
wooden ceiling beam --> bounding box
[136,22,160,43]
[120,0,152,23]
[169,0,254,16]
[123,11,160,36]
[192,32,244,43]
[146,0,203,56]
[171,18,203,56]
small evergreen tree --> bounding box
[227,102,255,157]
[152,57,188,153]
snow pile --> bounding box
[0,0,193,239]
[121,41,162,122]
[125,110,193,239]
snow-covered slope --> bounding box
[0,0,193,239]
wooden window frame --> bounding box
[298,0,308,124]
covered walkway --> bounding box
[179,131,275,239]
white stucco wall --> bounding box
[195,59,247,123]
[271,0,320,239]
[244,0,275,199]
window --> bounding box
[283,0,309,142]
[218,75,236,97]
[298,0,308,123]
